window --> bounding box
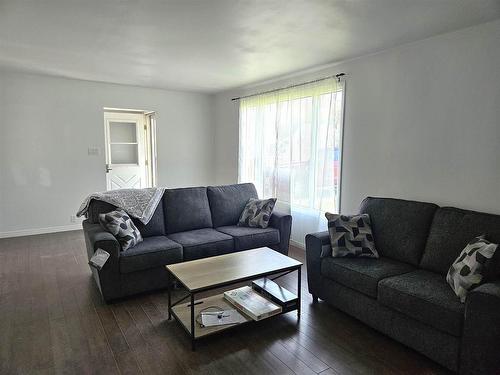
[238,77,345,245]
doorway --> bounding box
[103,109,157,190]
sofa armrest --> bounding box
[269,211,292,255]
[83,220,121,259]
[82,220,122,302]
[461,281,500,375]
[305,231,330,298]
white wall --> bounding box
[2,19,499,238]
[0,72,215,236]
[214,19,500,220]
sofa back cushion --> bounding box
[207,183,259,227]
[86,198,166,237]
[420,207,500,276]
[359,197,438,265]
[164,187,213,234]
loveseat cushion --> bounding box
[119,236,182,273]
[216,226,280,251]
[207,183,259,227]
[87,199,166,237]
[163,187,213,234]
[447,236,499,302]
[168,228,234,261]
[420,207,500,276]
[378,270,465,336]
[320,257,415,298]
[359,197,438,266]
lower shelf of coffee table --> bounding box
[171,294,253,338]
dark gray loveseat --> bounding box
[306,197,500,374]
[83,183,292,302]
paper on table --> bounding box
[89,248,110,270]
[200,309,247,327]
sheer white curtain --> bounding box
[238,77,345,247]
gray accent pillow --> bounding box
[446,236,498,302]
[325,213,379,258]
[99,209,143,251]
[238,198,277,228]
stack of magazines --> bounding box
[224,286,282,321]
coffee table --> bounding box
[166,247,302,350]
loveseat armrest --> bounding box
[305,231,330,299]
[269,211,292,255]
[82,220,122,302]
[461,281,500,375]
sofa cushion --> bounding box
[320,257,415,298]
[88,199,117,223]
[163,187,213,234]
[378,270,465,336]
[119,236,182,273]
[87,199,166,237]
[420,207,500,276]
[207,183,259,227]
[99,209,143,251]
[238,198,277,229]
[359,197,438,266]
[325,213,378,258]
[168,228,234,261]
[132,202,166,237]
[216,226,280,251]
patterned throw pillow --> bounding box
[446,236,498,303]
[99,209,143,251]
[324,213,378,258]
[238,198,277,229]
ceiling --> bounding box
[1,0,500,93]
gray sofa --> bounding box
[83,183,292,302]
[306,197,500,374]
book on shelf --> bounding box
[251,278,298,311]
[224,286,282,321]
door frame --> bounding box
[144,112,158,188]
[103,109,157,190]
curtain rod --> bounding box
[231,73,346,101]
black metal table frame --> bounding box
[166,264,302,351]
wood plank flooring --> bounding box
[0,231,451,375]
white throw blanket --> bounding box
[77,187,165,224]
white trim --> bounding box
[103,107,148,113]
[0,224,82,239]
[290,239,305,250]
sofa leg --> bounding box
[312,294,318,304]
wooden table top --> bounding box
[166,247,302,292]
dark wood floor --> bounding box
[0,231,450,375]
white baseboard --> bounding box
[0,224,82,239]
[290,239,305,250]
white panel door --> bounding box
[104,112,147,190]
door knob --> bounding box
[106,164,113,173]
